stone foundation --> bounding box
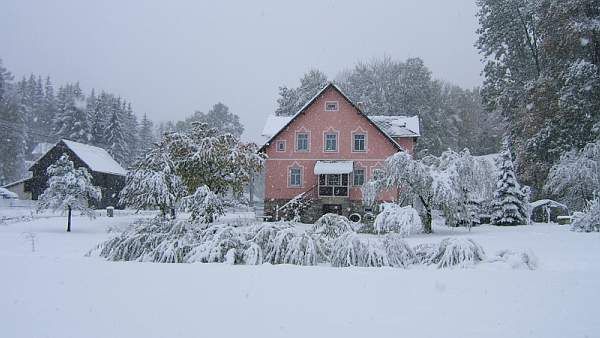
[264,198,376,224]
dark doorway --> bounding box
[323,204,342,215]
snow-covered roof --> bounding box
[314,161,354,175]
[32,142,54,155]
[2,175,32,188]
[368,115,420,137]
[61,140,127,176]
[261,114,292,139]
[530,199,568,210]
[0,187,18,199]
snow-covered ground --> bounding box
[1,209,599,338]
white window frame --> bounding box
[287,162,304,188]
[323,131,339,152]
[295,131,310,152]
[275,140,286,152]
[352,168,365,186]
[352,133,367,152]
[325,101,339,112]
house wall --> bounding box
[263,86,415,220]
[4,181,32,200]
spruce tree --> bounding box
[0,58,26,184]
[53,83,90,143]
[491,142,528,226]
[138,113,155,155]
[105,110,127,166]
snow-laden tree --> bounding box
[180,185,225,223]
[168,122,264,196]
[544,140,600,211]
[373,203,423,236]
[137,113,155,156]
[119,138,187,216]
[0,58,26,185]
[53,83,90,143]
[176,103,244,138]
[491,142,528,226]
[571,196,600,233]
[36,154,101,232]
[105,111,128,167]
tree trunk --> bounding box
[419,196,433,234]
[67,206,72,232]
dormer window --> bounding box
[276,140,286,152]
[325,101,339,112]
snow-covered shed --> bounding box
[529,199,569,223]
[27,139,127,209]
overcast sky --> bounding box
[1,0,482,143]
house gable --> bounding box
[260,83,403,154]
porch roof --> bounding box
[313,161,354,175]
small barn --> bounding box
[27,139,127,209]
[2,177,32,200]
[529,199,570,223]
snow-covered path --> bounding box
[1,214,599,338]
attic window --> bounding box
[276,140,286,152]
[325,101,339,112]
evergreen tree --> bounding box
[105,111,127,166]
[138,113,155,155]
[177,103,244,138]
[491,142,529,226]
[36,154,101,232]
[53,83,90,143]
[123,102,139,165]
[0,58,26,184]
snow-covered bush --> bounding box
[278,193,312,222]
[94,217,203,263]
[383,234,416,268]
[180,185,225,223]
[412,242,438,264]
[373,203,423,236]
[247,222,327,265]
[330,232,389,267]
[37,154,102,232]
[242,243,263,265]
[429,238,486,268]
[490,249,538,270]
[310,213,354,240]
[571,197,600,232]
[187,224,247,263]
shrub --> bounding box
[283,232,328,265]
[373,203,423,236]
[242,243,263,265]
[430,238,486,268]
[310,213,354,240]
[413,242,438,264]
[383,234,416,268]
[186,224,247,263]
[330,232,389,267]
[571,197,600,232]
[93,217,203,263]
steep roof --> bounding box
[61,140,127,176]
[30,139,127,176]
[259,83,419,151]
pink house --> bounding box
[259,83,420,222]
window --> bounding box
[296,133,309,151]
[289,168,302,187]
[319,174,349,197]
[353,169,365,186]
[353,134,366,152]
[325,133,337,152]
[276,140,286,152]
[325,101,339,111]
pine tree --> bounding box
[123,102,139,165]
[105,110,127,166]
[36,154,101,232]
[491,142,528,226]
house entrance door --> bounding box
[323,204,342,215]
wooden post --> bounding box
[67,205,72,232]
